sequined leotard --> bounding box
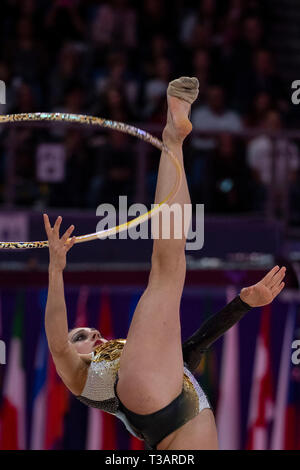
[76,295,251,448]
[76,338,211,446]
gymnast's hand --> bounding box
[240,265,286,307]
[43,214,76,271]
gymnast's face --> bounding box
[68,327,107,354]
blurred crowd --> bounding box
[0,0,299,223]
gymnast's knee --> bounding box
[151,250,186,280]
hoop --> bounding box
[0,112,182,249]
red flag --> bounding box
[246,305,274,449]
[130,435,145,450]
[75,286,89,328]
[44,356,69,449]
[43,288,91,449]
[102,412,118,450]
[0,294,26,450]
[216,286,240,449]
[271,304,297,449]
[98,290,114,340]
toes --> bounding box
[167,76,199,104]
[170,76,199,89]
[179,77,199,89]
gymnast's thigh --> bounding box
[116,293,185,413]
[157,409,218,450]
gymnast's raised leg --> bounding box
[116,77,218,450]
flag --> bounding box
[44,290,71,448]
[216,286,240,449]
[71,286,97,450]
[130,434,145,450]
[0,293,26,449]
[44,356,69,449]
[271,303,300,449]
[30,290,49,449]
[75,286,89,328]
[246,304,274,449]
[86,290,117,450]
[98,290,115,342]
[65,285,90,450]
[0,290,4,396]
[0,290,4,442]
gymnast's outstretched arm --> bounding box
[43,214,89,395]
[182,265,286,372]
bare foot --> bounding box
[163,77,199,144]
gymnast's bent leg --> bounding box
[117,78,199,418]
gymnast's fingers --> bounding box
[53,216,62,237]
[61,224,75,243]
[269,266,286,289]
[43,214,52,238]
[261,265,280,286]
[65,236,76,252]
[271,281,285,298]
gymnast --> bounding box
[43,77,286,450]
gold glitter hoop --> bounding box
[0,112,182,249]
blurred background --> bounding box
[0,0,300,450]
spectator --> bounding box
[184,20,213,51]
[191,85,243,151]
[219,15,265,104]
[93,51,138,118]
[49,44,87,109]
[13,128,39,206]
[92,86,133,123]
[0,0,296,217]
[234,49,287,113]
[138,0,173,44]
[247,110,299,215]
[12,82,38,113]
[244,91,272,128]
[91,0,137,50]
[237,16,265,60]
[0,61,17,114]
[252,50,286,103]
[49,130,92,208]
[44,0,86,54]
[142,34,176,78]
[180,0,218,48]
[53,83,86,115]
[145,34,172,64]
[88,130,135,208]
[51,83,87,138]
[227,0,244,22]
[210,133,250,213]
[17,0,45,40]
[143,57,172,119]
[189,85,243,206]
[8,17,45,88]
[191,48,214,101]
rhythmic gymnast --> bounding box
[43,77,286,450]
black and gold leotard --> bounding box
[76,339,211,447]
[76,295,251,448]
